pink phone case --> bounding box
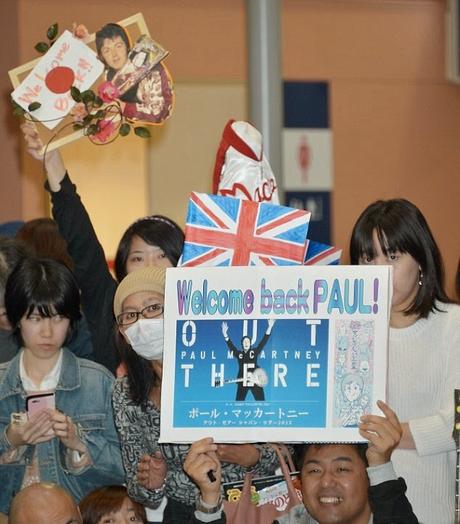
[26,392,55,417]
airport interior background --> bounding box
[1,0,459,294]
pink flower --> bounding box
[98,81,120,103]
[71,23,89,40]
[70,102,88,123]
[91,119,116,144]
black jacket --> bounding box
[47,173,119,374]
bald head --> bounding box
[9,483,82,524]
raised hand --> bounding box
[221,321,229,339]
[216,443,260,468]
[6,410,54,447]
[266,318,275,333]
[183,438,221,505]
[137,451,167,491]
[51,410,86,453]
[21,121,66,190]
[359,400,402,466]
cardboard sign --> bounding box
[9,13,169,151]
[11,30,103,130]
[160,265,391,443]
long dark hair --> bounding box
[114,215,184,282]
[5,257,81,345]
[117,335,160,406]
[350,198,451,318]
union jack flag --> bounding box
[304,240,342,266]
[180,192,311,267]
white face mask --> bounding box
[124,318,164,361]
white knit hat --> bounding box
[113,267,166,317]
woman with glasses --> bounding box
[111,267,281,524]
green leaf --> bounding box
[13,106,25,117]
[11,99,25,116]
[34,41,49,54]
[73,123,84,131]
[134,126,151,139]
[47,23,58,41]
[82,114,95,125]
[81,90,95,104]
[119,123,131,137]
[94,110,105,119]
[11,100,24,112]
[93,96,103,108]
[86,124,98,136]
[70,86,81,103]
[27,102,41,112]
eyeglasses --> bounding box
[116,303,164,326]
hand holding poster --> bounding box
[9,13,173,151]
[160,265,391,443]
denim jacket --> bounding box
[0,348,125,514]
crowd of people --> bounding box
[0,114,459,524]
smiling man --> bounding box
[185,401,419,524]
[296,442,415,524]
[8,483,82,524]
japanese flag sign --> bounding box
[12,30,103,129]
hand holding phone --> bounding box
[26,392,55,437]
[6,409,54,448]
[26,392,56,418]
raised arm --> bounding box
[253,319,275,356]
[222,321,238,354]
[359,401,419,523]
[22,122,66,191]
[184,438,224,524]
[22,123,118,372]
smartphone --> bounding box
[26,392,55,418]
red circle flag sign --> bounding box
[45,66,75,94]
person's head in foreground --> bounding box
[350,198,451,327]
[114,266,166,404]
[79,485,146,524]
[298,443,370,524]
[8,482,82,524]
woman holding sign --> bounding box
[112,267,281,524]
[350,198,460,524]
[22,122,184,375]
